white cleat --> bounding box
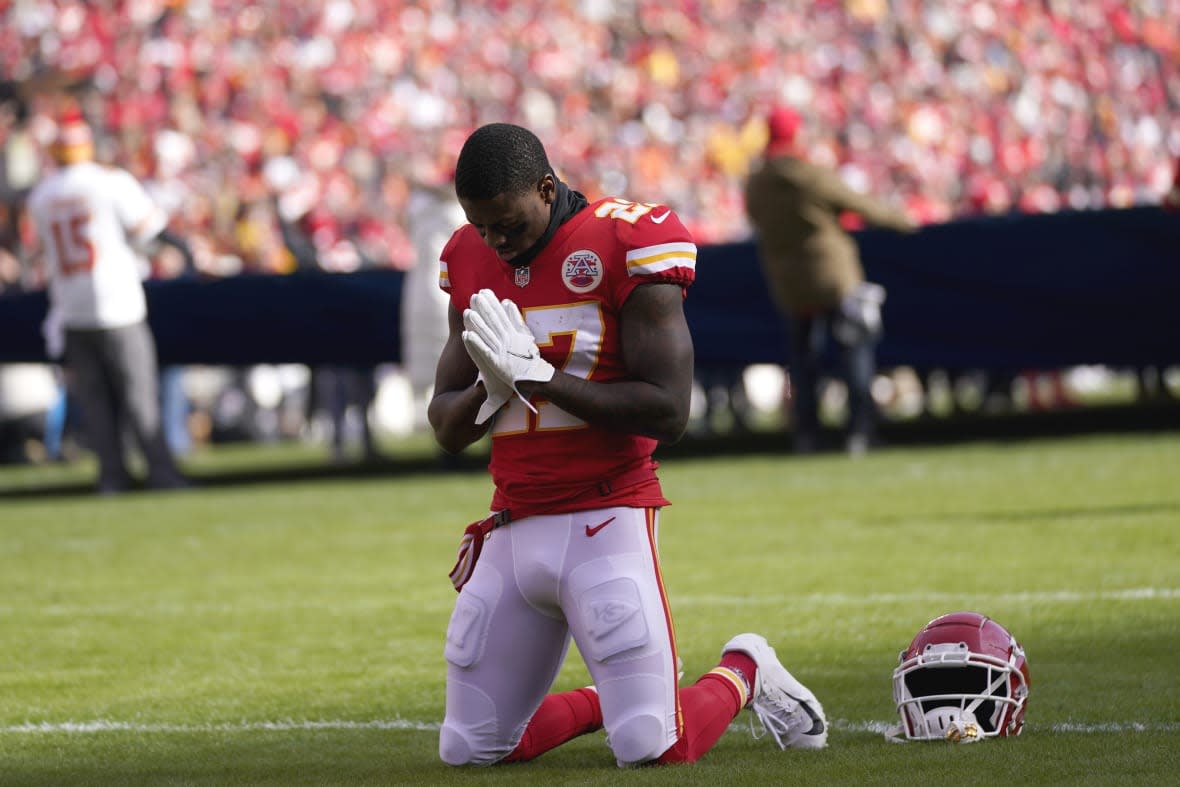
[723,633,828,750]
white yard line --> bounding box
[3,719,1177,735]
[677,587,1180,607]
[837,719,1180,735]
[3,587,1177,618]
[3,591,1175,739]
[1,719,440,734]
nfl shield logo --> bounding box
[514,266,531,288]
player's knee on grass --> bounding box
[440,594,512,767]
[597,668,677,767]
[438,722,478,766]
[609,711,670,766]
[439,722,509,767]
[438,685,519,767]
[575,573,674,765]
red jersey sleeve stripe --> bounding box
[625,242,697,277]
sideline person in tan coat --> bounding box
[745,106,916,454]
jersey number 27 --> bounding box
[491,301,604,436]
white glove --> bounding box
[462,289,554,412]
[472,370,513,426]
[460,292,525,424]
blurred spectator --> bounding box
[4,0,1178,458]
[402,159,466,432]
[1,80,36,291]
[1165,154,1180,212]
[311,361,379,463]
[745,106,916,455]
[2,0,1176,260]
[141,145,205,458]
[25,105,189,492]
[1135,153,1180,401]
[694,363,753,436]
[270,154,381,463]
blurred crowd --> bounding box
[1,0,1178,465]
[2,0,1179,292]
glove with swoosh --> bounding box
[462,289,554,416]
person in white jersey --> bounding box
[27,106,188,494]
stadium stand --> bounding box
[1,0,1177,276]
[1,1,1178,461]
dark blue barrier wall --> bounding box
[686,205,1180,373]
[1,206,1178,370]
[145,270,404,366]
[0,269,405,366]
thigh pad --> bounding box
[445,592,492,669]
[575,575,650,664]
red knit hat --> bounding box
[765,106,801,156]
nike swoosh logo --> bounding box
[650,210,671,224]
[584,516,617,537]
[788,692,826,736]
[507,350,536,360]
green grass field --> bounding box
[1,432,1178,786]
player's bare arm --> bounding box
[428,303,493,453]
[516,282,694,444]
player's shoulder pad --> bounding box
[591,197,696,283]
[438,223,482,290]
[591,197,693,246]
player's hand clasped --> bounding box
[462,289,555,424]
[471,370,514,426]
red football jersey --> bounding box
[440,197,697,518]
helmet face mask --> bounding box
[892,612,1029,741]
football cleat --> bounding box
[723,633,828,750]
